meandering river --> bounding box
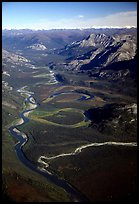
[8,89,90,202]
[8,82,137,202]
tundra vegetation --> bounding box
[2,28,137,202]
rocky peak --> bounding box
[2,49,30,65]
[80,33,114,48]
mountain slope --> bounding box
[55,32,137,81]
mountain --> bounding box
[2,28,137,202]
[2,29,89,52]
[2,28,137,82]
[2,28,137,52]
[2,49,36,74]
[55,31,137,81]
[2,49,30,64]
[26,43,47,51]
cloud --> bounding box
[91,11,137,28]
[78,15,84,18]
[4,11,137,30]
[34,11,137,30]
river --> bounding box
[8,91,90,202]
[8,82,137,202]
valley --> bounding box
[2,28,137,202]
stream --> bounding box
[8,91,90,202]
[8,81,137,202]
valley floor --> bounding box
[2,57,137,202]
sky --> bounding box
[2,2,137,30]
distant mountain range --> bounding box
[53,30,137,81]
[2,28,137,82]
[2,28,137,51]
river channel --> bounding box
[8,91,90,202]
[8,84,137,202]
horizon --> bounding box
[2,2,137,30]
[2,26,137,32]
